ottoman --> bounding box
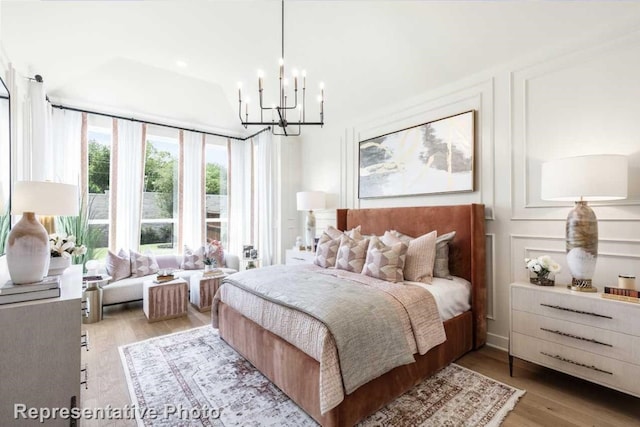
[143,278,188,322]
[189,272,227,312]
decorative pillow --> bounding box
[181,245,205,270]
[434,231,456,279]
[403,230,437,284]
[105,249,131,283]
[361,236,408,283]
[336,234,370,273]
[325,226,344,240]
[314,232,340,268]
[130,250,160,277]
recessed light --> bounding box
[176,60,187,68]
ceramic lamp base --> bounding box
[6,212,50,284]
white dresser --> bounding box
[510,282,640,398]
[0,266,83,425]
[285,249,316,266]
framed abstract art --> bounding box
[358,110,475,199]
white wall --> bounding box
[300,27,640,350]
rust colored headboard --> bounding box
[336,204,486,349]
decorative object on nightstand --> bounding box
[524,255,561,286]
[541,155,627,292]
[48,233,87,276]
[7,181,78,284]
[296,191,326,251]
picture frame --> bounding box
[358,110,475,199]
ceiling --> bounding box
[2,1,640,136]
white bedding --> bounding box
[407,276,471,321]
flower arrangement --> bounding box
[525,255,561,285]
[203,239,224,267]
[49,233,87,258]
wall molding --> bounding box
[510,29,640,222]
[486,233,496,320]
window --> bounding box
[87,123,112,260]
[140,132,179,254]
[205,139,228,247]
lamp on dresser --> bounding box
[7,181,78,284]
[541,154,628,292]
[296,191,326,251]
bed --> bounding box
[214,204,486,426]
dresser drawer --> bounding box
[511,332,640,397]
[511,285,640,335]
[512,310,640,365]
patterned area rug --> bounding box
[120,326,524,426]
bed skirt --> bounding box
[218,302,473,427]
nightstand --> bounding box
[509,282,640,398]
[285,249,315,265]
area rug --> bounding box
[120,326,524,426]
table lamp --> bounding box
[7,181,78,284]
[541,155,627,292]
[296,191,326,251]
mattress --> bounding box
[407,276,472,321]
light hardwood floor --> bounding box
[81,303,640,426]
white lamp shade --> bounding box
[12,181,79,216]
[541,155,628,202]
[296,191,326,211]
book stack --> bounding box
[154,273,176,284]
[601,286,640,304]
[0,276,61,305]
[203,268,223,278]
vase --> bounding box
[530,272,555,286]
[48,256,71,276]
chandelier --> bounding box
[237,0,324,137]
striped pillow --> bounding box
[434,231,456,279]
[362,236,408,283]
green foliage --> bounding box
[143,143,177,217]
[88,140,111,194]
[206,163,228,195]
[0,208,9,254]
[56,195,101,266]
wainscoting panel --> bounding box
[511,30,640,221]
[486,233,496,321]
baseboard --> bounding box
[486,332,508,352]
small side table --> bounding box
[143,278,188,322]
[82,275,111,324]
[241,258,261,271]
[189,273,227,312]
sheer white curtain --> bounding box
[112,119,145,251]
[182,131,204,249]
[28,80,52,181]
[228,139,253,257]
[51,109,82,186]
[253,131,278,266]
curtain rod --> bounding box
[50,103,271,141]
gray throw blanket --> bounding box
[219,264,416,394]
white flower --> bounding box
[532,264,542,273]
[549,262,561,273]
[538,255,552,269]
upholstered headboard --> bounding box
[336,204,486,349]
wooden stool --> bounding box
[143,278,188,322]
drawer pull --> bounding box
[80,364,89,389]
[541,352,612,375]
[540,303,612,319]
[81,331,90,351]
[540,327,612,347]
[293,257,306,261]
